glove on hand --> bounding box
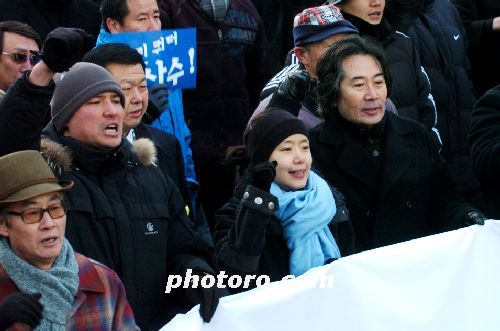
[143,84,169,124]
[0,293,43,330]
[276,70,316,102]
[41,27,94,73]
[182,272,229,323]
[464,211,487,226]
[248,161,277,192]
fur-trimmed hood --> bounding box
[40,137,158,174]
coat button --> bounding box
[243,192,249,199]
[406,200,413,208]
[372,150,380,157]
[254,197,263,205]
[268,202,275,210]
[366,210,373,217]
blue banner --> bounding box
[105,28,196,89]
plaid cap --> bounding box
[293,4,358,46]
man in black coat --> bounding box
[309,35,484,253]
[451,0,500,97]
[469,84,500,219]
[82,43,214,245]
[385,0,479,202]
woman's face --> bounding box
[340,0,385,25]
[269,134,312,191]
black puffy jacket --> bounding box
[41,126,214,330]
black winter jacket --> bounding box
[406,0,478,196]
[451,0,500,97]
[134,122,188,201]
[0,73,52,156]
[469,84,500,218]
[309,111,474,252]
[214,180,354,290]
[41,126,214,330]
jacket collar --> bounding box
[317,112,419,193]
[75,254,105,293]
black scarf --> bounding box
[59,136,127,174]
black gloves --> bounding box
[277,70,316,102]
[182,272,229,323]
[464,211,487,226]
[143,84,169,124]
[248,161,277,192]
[41,27,95,73]
[268,70,316,116]
[0,293,43,330]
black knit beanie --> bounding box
[245,109,308,165]
[51,62,125,133]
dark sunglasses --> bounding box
[1,50,41,65]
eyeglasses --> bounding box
[1,51,41,65]
[6,202,67,224]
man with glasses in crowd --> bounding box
[0,150,138,330]
[0,21,41,102]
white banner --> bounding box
[161,220,500,331]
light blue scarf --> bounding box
[270,171,341,276]
[0,238,79,330]
[95,25,112,47]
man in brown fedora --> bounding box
[0,150,138,330]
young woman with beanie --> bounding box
[214,108,354,291]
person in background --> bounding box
[333,0,439,143]
[384,0,480,203]
[0,21,41,102]
[451,0,500,97]
[469,84,500,218]
[158,0,273,232]
[98,0,202,228]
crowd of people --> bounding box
[0,0,498,329]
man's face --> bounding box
[0,32,39,91]
[340,0,385,25]
[64,92,125,150]
[106,63,148,134]
[337,54,387,127]
[294,33,350,79]
[0,193,66,270]
[109,0,161,32]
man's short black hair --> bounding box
[83,43,146,71]
[100,0,130,32]
[0,21,42,53]
[316,35,392,117]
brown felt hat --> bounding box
[0,150,73,205]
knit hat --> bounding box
[293,4,358,46]
[51,62,125,133]
[0,150,73,204]
[245,109,307,165]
